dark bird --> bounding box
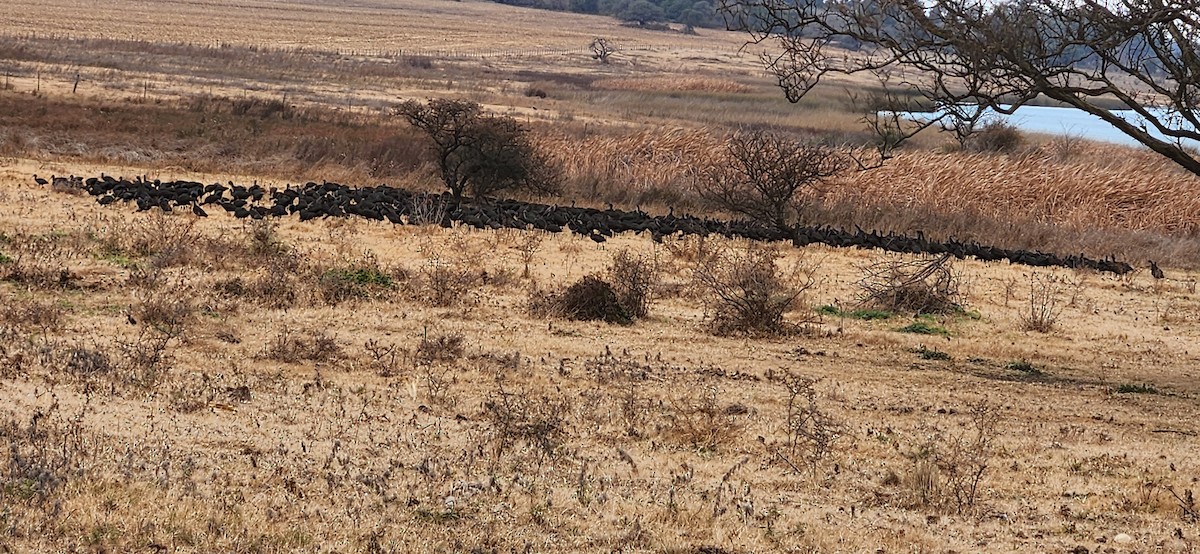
[1150,260,1165,280]
[192,203,208,217]
[32,174,48,186]
[126,314,137,325]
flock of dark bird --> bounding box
[35,174,1134,275]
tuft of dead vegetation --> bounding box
[693,243,814,336]
[858,254,964,314]
[532,275,632,324]
[1021,272,1068,333]
[261,326,343,364]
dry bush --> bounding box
[1022,272,1068,333]
[416,332,466,363]
[904,401,1000,514]
[1,298,65,338]
[766,371,844,480]
[364,339,404,378]
[96,212,200,268]
[693,244,813,336]
[114,328,175,388]
[417,248,480,307]
[1,405,90,507]
[530,275,631,324]
[262,327,343,364]
[607,248,661,319]
[857,254,964,314]
[666,384,741,452]
[62,344,115,378]
[483,378,568,460]
[133,285,197,339]
[964,120,1024,154]
[0,233,84,290]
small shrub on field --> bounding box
[417,252,479,308]
[858,254,964,315]
[317,255,397,305]
[416,332,465,363]
[666,384,742,452]
[1,299,64,337]
[965,120,1024,154]
[114,328,175,388]
[693,243,814,336]
[261,327,343,364]
[767,371,844,479]
[0,234,81,290]
[607,248,660,320]
[484,378,568,459]
[1,405,90,506]
[364,339,404,377]
[133,286,196,338]
[902,401,1000,514]
[1022,272,1067,333]
[531,275,632,324]
[62,344,114,378]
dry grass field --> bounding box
[2,0,1200,553]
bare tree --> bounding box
[719,0,1200,176]
[696,130,846,232]
[590,38,616,64]
[397,99,560,202]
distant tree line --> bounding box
[492,0,723,30]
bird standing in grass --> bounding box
[32,174,48,186]
[1150,260,1165,280]
[192,203,208,217]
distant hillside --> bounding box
[491,0,723,30]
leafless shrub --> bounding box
[483,378,568,459]
[1,298,64,338]
[1022,272,1067,333]
[905,400,1000,514]
[666,385,741,452]
[531,275,631,324]
[766,371,844,480]
[858,254,963,314]
[584,350,653,437]
[98,211,199,268]
[607,248,660,320]
[418,251,479,307]
[114,328,175,388]
[516,232,543,279]
[693,243,813,336]
[965,120,1024,154]
[416,332,465,363]
[62,344,114,377]
[1,233,82,290]
[1,404,90,506]
[262,327,343,364]
[133,286,196,339]
[364,339,404,378]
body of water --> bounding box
[901,104,1197,148]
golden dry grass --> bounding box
[1,170,1199,553]
[2,1,1200,551]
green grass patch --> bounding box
[914,345,951,361]
[1115,383,1158,395]
[0,252,11,265]
[1005,359,1042,375]
[897,321,949,336]
[97,251,136,268]
[817,305,893,320]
